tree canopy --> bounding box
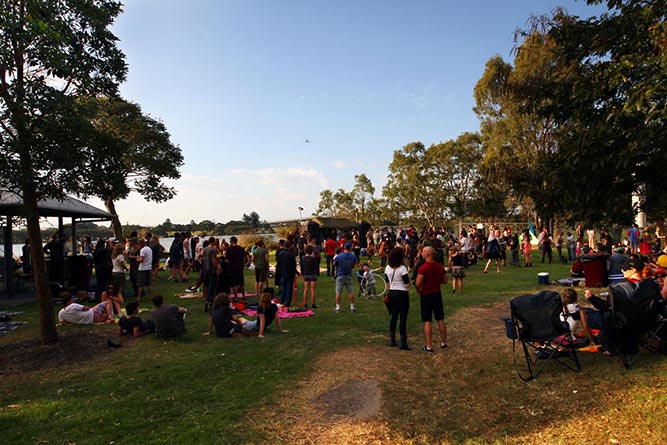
[0,0,127,342]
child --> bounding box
[449,248,465,293]
[361,263,382,298]
[560,288,596,345]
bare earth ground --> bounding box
[244,304,667,445]
[0,329,114,376]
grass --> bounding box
[1,252,666,445]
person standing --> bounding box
[415,246,448,353]
[385,247,411,350]
[276,240,299,307]
[252,239,269,297]
[483,229,502,273]
[225,236,247,298]
[333,242,358,313]
[300,244,319,308]
[136,238,153,304]
[324,235,337,276]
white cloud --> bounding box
[332,160,346,169]
[85,168,330,226]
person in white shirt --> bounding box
[136,238,153,303]
[58,295,114,324]
[384,247,411,350]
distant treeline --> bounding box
[8,219,276,243]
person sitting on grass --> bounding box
[151,294,187,338]
[117,301,155,339]
[58,295,115,325]
[101,282,124,318]
[204,292,243,338]
[237,292,288,338]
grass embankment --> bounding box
[1,252,666,445]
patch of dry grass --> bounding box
[245,303,667,445]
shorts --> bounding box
[137,270,151,287]
[244,319,259,331]
[335,275,353,295]
[303,274,318,282]
[92,302,109,322]
[229,269,245,287]
[254,266,268,283]
[420,292,445,322]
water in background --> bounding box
[1,233,278,260]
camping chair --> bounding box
[503,290,581,381]
[606,281,667,369]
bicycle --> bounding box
[359,272,387,300]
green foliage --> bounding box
[522,0,667,224]
[0,0,127,342]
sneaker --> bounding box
[421,345,434,353]
[333,308,340,313]
[304,304,309,308]
[311,304,318,309]
[440,343,449,349]
[350,308,356,313]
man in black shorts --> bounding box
[415,246,448,353]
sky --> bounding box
[85,0,605,227]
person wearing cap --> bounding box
[333,242,358,313]
[136,238,153,303]
[608,246,629,284]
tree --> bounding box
[428,132,485,222]
[242,211,261,230]
[315,189,335,216]
[473,33,566,231]
[523,1,667,224]
[351,174,375,222]
[0,0,127,342]
[382,142,455,227]
[85,97,183,239]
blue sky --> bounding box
[88,0,604,226]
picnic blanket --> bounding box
[556,277,586,287]
[241,309,315,319]
[0,321,27,335]
[177,293,202,299]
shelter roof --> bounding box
[309,217,358,229]
[0,190,112,220]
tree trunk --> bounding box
[24,188,59,343]
[105,198,123,240]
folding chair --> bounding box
[606,280,667,369]
[503,290,581,381]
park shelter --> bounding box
[0,190,113,299]
[303,216,358,242]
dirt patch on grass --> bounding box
[245,302,667,444]
[0,330,115,376]
[312,379,382,419]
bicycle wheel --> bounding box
[373,273,387,298]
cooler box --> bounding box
[537,272,550,285]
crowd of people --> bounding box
[50,222,667,354]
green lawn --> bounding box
[1,252,665,444]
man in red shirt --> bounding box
[415,246,448,353]
[324,235,337,276]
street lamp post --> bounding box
[298,207,304,226]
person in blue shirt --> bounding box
[333,242,359,313]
